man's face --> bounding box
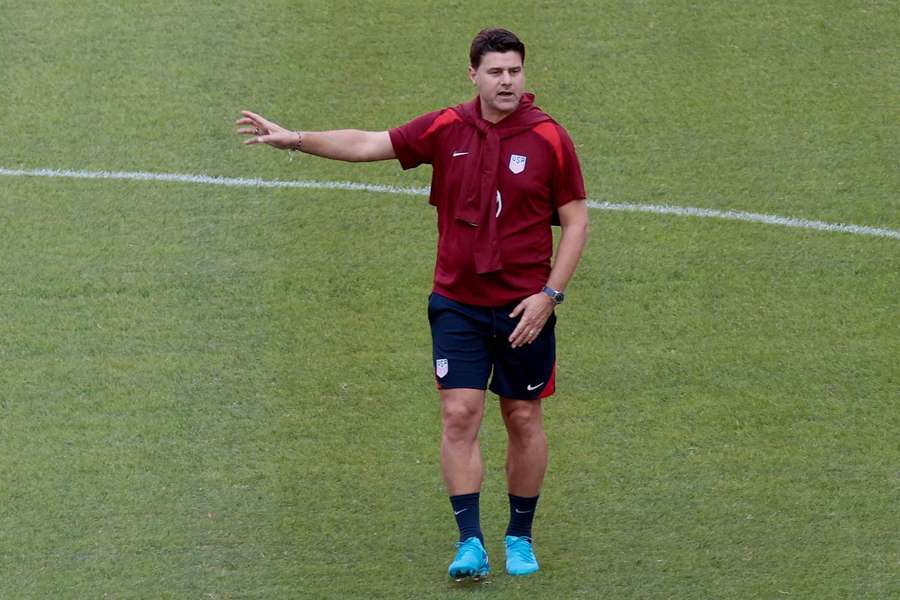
[468,51,525,122]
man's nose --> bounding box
[500,71,512,85]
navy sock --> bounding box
[449,492,483,543]
[505,494,539,539]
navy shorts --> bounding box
[427,292,557,400]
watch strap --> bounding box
[542,285,564,305]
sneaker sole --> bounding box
[449,566,490,580]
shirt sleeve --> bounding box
[552,125,587,208]
[388,109,444,170]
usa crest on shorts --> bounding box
[436,358,449,378]
[509,154,527,174]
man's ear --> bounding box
[468,66,477,85]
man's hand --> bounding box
[508,292,555,349]
[236,110,301,150]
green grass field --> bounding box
[1,1,897,598]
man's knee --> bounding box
[501,399,544,438]
[441,389,485,441]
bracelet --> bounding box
[288,131,303,161]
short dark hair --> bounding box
[469,28,525,69]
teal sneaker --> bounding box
[505,535,539,576]
[448,537,490,579]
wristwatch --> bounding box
[542,285,565,305]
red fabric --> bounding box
[533,122,564,171]
[422,109,462,139]
[539,361,556,399]
[389,94,586,306]
[451,95,552,274]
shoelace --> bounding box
[454,539,481,553]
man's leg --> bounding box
[500,397,547,497]
[441,388,487,496]
[500,397,546,575]
[428,293,496,576]
[442,388,490,578]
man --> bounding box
[237,28,588,579]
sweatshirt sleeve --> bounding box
[552,125,586,207]
[388,109,444,170]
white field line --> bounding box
[1,165,898,240]
[588,201,900,240]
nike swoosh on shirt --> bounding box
[526,382,545,391]
[452,151,469,157]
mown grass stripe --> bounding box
[2,166,897,240]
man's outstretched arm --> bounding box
[236,110,396,162]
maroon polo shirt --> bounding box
[389,94,585,306]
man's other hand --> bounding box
[508,292,554,349]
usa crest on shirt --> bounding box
[508,154,527,174]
